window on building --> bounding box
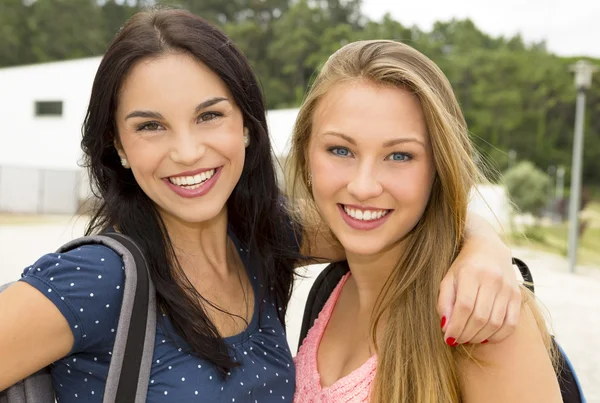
[35,101,63,117]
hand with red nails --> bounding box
[437,213,520,346]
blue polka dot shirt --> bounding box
[19,229,296,402]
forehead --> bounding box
[312,80,428,143]
[117,53,232,112]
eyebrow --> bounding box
[124,97,230,120]
[323,131,425,148]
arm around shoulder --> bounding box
[458,298,562,403]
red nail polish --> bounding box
[446,337,458,347]
[440,316,447,329]
[464,342,470,345]
[482,339,489,344]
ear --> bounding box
[113,137,126,160]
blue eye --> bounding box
[328,147,353,157]
[387,152,412,162]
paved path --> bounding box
[1,219,599,401]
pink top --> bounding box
[294,273,378,402]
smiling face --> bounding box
[114,52,246,227]
[308,79,436,258]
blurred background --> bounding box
[0,0,598,400]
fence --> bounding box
[0,165,82,214]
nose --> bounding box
[169,129,206,166]
[346,163,383,202]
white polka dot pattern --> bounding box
[19,231,297,402]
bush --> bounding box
[504,161,551,217]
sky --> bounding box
[361,0,600,58]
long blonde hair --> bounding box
[286,40,555,402]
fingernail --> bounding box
[440,316,447,329]
[446,337,458,347]
[481,339,489,344]
[464,342,470,345]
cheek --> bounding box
[120,135,165,176]
[385,164,435,206]
[216,119,245,165]
[218,136,245,165]
[310,152,349,205]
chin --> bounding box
[336,236,391,257]
[163,202,227,226]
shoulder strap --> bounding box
[297,261,349,352]
[57,233,156,403]
[296,257,584,402]
[298,258,535,353]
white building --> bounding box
[0,57,300,214]
[0,57,102,213]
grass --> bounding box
[582,201,600,227]
[508,201,600,267]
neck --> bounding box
[345,240,405,312]
[159,206,233,278]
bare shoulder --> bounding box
[0,281,73,391]
[457,300,562,403]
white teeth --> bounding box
[169,169,216,187]
[343,206,389,221]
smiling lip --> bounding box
[168,167,216,178]
[164,166,222,198]
[338,203,392,231]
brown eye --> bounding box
[137,121,162,131]
[197,112,222,122]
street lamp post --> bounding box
[567,60,597,273]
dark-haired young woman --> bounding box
[0,9,521,402]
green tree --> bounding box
[0,0,599,190]
[504,161,552,216]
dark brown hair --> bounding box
[81,8,297,374]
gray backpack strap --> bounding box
[0,282,14,293]
[56,233,156,403]
[0,370,54,403]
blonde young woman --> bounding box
[289,40,562,402]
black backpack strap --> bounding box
[297,261,349,352]
[513,257,534,293]
[56,233,156,403]
[553,338,585,403]
[297,257,584,402]
[297,258,534,351]
[513,258,584,402]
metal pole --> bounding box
[567,89,587,273]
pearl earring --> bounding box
[307,173,312,186]
[243,127,250,147]
[120,157,130,169]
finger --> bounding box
[437,271,456,332]
[467,285,510,344]
[485,287,522,342]
[443,276,479,347]
[454,282,498,344]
